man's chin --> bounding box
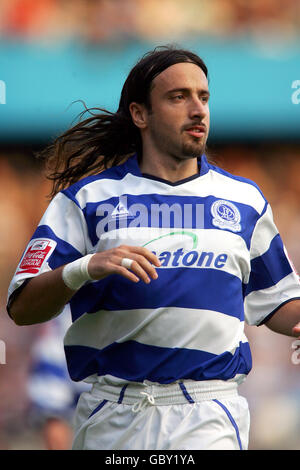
[181,144,206,158]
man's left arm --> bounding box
[265,299,300,337]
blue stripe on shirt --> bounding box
[83,194,259,248]
[64,340,252,383]
[32,225,83,269]
[70,268,244,322]
[245,234,292,295]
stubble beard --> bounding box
[148,121,207,161]
[177,130,208,160]
[180,140,206,159]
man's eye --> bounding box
[173,95,184,100]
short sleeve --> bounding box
[244,203,300,326]
[7,192,90,304]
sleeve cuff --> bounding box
[257,297,300,326]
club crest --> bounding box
[211,200,241,232]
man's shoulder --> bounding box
[208,160,266,200]
[205,159,268,215]
[61,157,135,201]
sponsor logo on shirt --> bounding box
[143,231,228,269]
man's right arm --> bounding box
[9,266,75,325]
[9,245,161,326]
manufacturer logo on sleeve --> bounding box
[211,200,241,232]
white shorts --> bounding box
[72,379,250,450]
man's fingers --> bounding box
[114,265,140,283]
[115,262,151,284]
[126,246,161,267]
[117,259,150,284]
[130,260,156,284]
[292,322,300,335]
[110,256,155,284]
[115,246,160,282]
[89,246,161,284]
[125,253,158,280]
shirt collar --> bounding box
[127,153,210,179]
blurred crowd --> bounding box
[0,0,299,43]
[0,143,300,449]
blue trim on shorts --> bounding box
[118,385,128,404]
[213,399,243,450]
[88,399,108,419]
[179,382,195,404]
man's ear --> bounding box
[129,102,148,129]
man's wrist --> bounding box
[62,254,94,291]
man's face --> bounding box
[145,62,210,161]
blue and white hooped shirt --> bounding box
[8,154,300,387]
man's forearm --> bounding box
[9,266,76,325]
[265,299,300,337]
[9,245,161,326]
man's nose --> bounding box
[189,97,208,119]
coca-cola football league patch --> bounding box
[16,239,57,275]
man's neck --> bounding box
[139,152,199,183]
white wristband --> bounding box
[62,254,95,291]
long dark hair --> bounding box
[38,45,208,198]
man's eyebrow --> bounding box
[166,87,210,96]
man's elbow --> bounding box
[8,297,62,326]
[8,301,32,326]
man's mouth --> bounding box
[184,125,206,138]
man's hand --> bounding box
[88,245,161,284]
[43,418,73,450]
[292,322,300,336]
